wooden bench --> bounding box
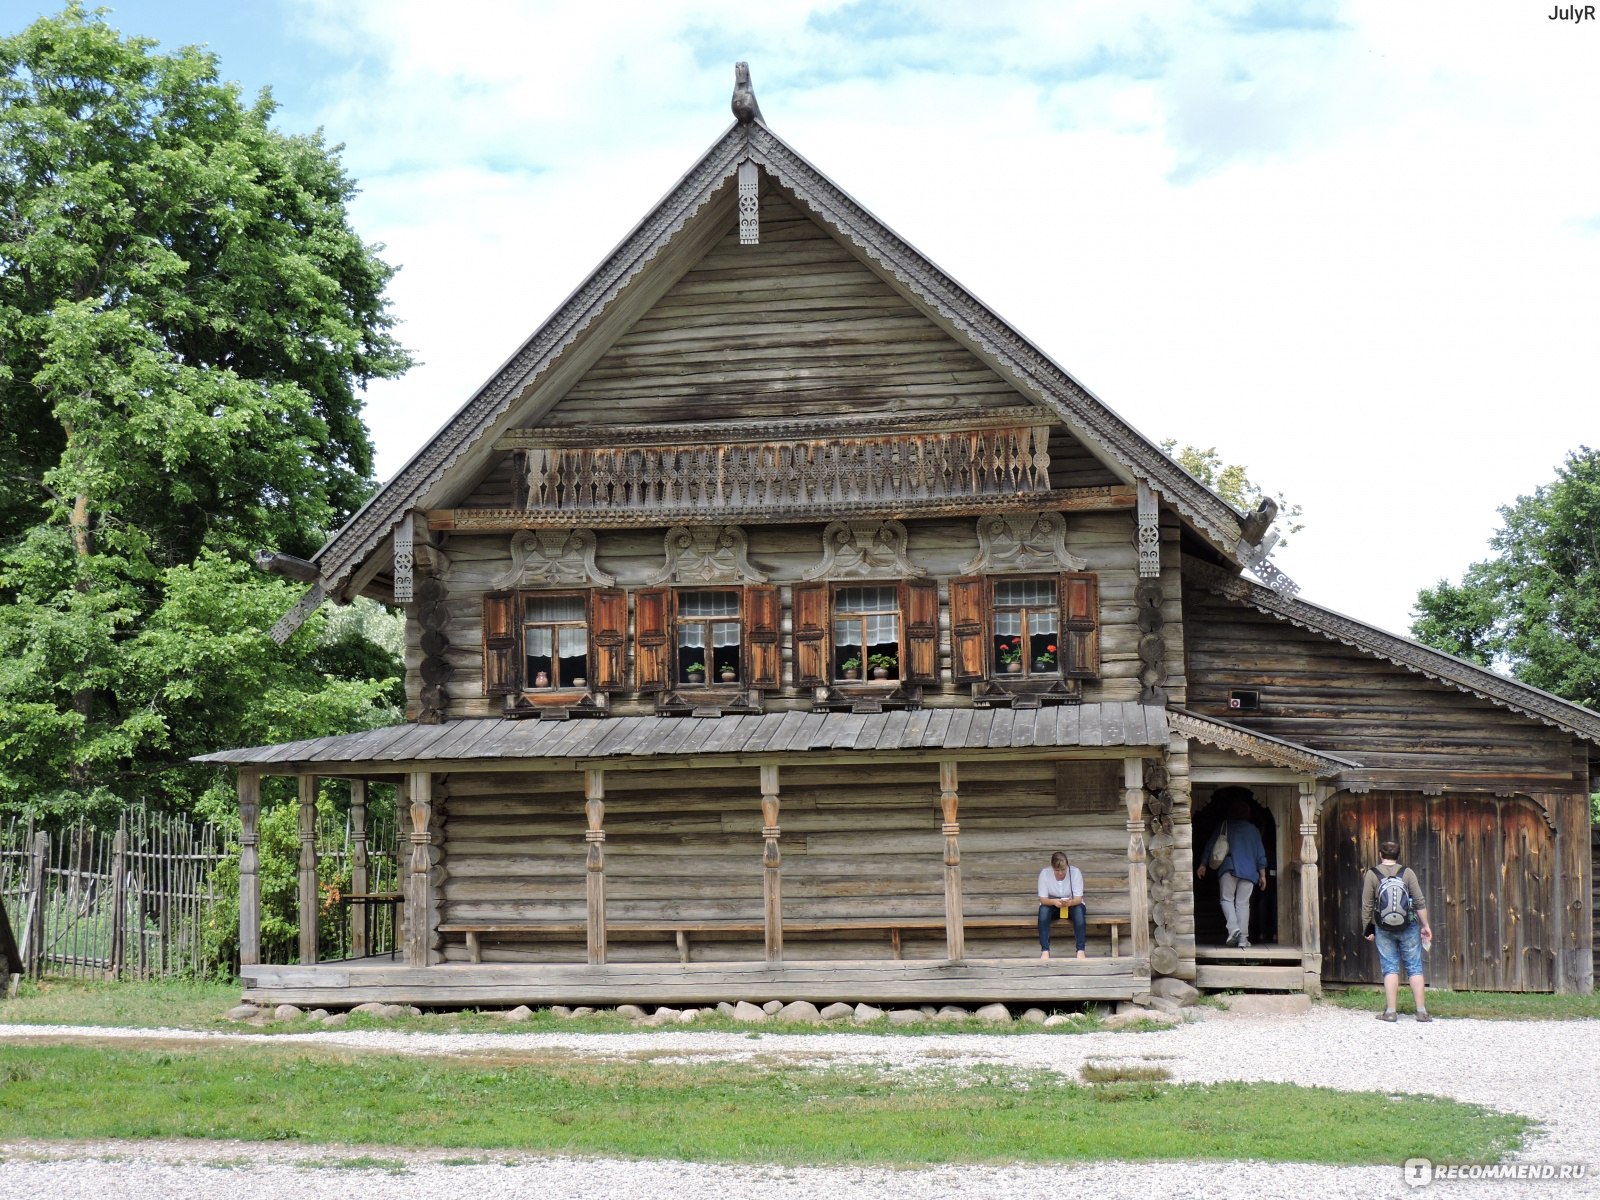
[440,915,1128,964]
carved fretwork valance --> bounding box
[493,408,1053,520]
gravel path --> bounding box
[2,1006,1596,1199]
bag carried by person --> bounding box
[1207,825,1229,870]
[1371,867,1413,929]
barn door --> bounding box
[1320,791,1556,992]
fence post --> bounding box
[26,830,47,979]
[109,824,127,980]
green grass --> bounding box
[0,1042,1526,1166]
[1326,987,1600,1021]
[0,978,243,1029]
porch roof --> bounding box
[193,702,1170,771]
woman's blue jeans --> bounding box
[1038,903,1087,952]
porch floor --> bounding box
[242,955,1150,1009]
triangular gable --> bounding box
[1168,707,1360,777]
[291,114,1252,628]
[1184,556,1600,745]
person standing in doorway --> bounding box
[1037,851,1087,960]
[1363,838,1433,1023]
[1196,788,1269,948]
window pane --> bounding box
[526,595,586,622]
[994,579,1057,608]
[993,611,1023,638]
[526,627,553,657]
[835,586,897,614]
[678,625,707,650]
[833,618,858,648]
[865,613,899,645]
[711,620,741,648]
[678,590,740,617]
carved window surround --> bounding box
[491,408,1053,519]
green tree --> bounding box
[0,6,410,821]
[1412,448,1600,711]
[1161,441,1304,543]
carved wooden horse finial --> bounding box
[732,62,764,125]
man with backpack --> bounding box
[1362,839,1434,1022]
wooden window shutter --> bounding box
[588,588,627,691]
[902,578,940,685]
[949,576,988,683]
[792,581,829,687]
[633,587,671,693]
[1061,572,1100,680]
[744,584,782,690]
[482,591,520,696]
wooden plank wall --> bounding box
[438,759,1131,964]
[545,189,1022,425]
[1183,586,1581,785]
[413,510,1179,721]
[1320,791,1556,992]
[1593,825,1599,987]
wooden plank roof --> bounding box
[192,703,1170,771]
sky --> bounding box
[14,0,1598,638]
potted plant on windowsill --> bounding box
[719,666,737,682]
[684,662,706,684]
[867,652,896,680]
[998,639,1024,674]
[838,656,862,681]
[1034,645,1057,672]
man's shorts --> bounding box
[1375,921,1423,978]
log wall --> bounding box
[438,758,1132,964]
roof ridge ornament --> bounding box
[732,61,764,126]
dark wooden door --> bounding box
[1321,791,1555,992]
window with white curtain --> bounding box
[832,585,900,680]
[676,590,742,682]
[524,594,588,688]
[992,577,1059,678]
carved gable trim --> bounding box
[645,525,767,585]
[961,511,1086,574]
[495,529,615,589]
[1169,707,1357,777]
[802,519,924,580]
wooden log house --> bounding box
[198,69,1598,1007]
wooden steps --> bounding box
[1194,942,1305,992]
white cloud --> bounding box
[303,0,1597,637]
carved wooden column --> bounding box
[405,771,435,966]
[1298,781,1323,998]
[585,769,607,966]
[1124,758,1151,963]
[349,779,369,959]
[238,772,261,967]
[939,761,965,961]
[760,765,782,962]
[296,774,319,964]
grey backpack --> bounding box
[1372,868,1412,930]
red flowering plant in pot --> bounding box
[998,638,1024,672]
[1034,643,1057,671]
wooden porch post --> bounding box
[761,765,783,962]
[349,779,369,959]
[237,772,261,967]
[939,760,964,961]
[585,769,607,966]
[405,771,434,966]
[296,774,319,964]
[1124,758,1151,962]
[1298,782,1323,997]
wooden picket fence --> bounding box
[0,804,399,981]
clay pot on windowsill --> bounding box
[533,671,550,688]
[686,671,706,685]
[842,669,860,681]
[870,667,890,680]
[1034,660,1053,672]
[719,669,737,682]
[1005,661,1023,674]
[571,677,586,688]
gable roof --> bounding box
[1183,556,1600,746]
[287,112,1253,624]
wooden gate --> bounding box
[1321,791,1555,992]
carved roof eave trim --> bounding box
[284,116,1260,622]
[743,126,1246,560]
[1168,707,1359,777]
[1184,556,1600,746]
[295,122,754,603]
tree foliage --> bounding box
[1161,441,1305,543]
[0,6,410,822]
[1412,447,1600,711]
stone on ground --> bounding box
[1151,977,1200,1006]
[1217,993,1312,1016]
[1020,1008,1047,1024]
[273,1004,303,1022]
[762,1000,784,1015]
[853,1002,884,1023]
[1043,1013,1079,1028]
[777,1001,822,1023]
[226,1004,259,1022]
[551,1005,573,1018]
[572,1006,596,1017]
[715,1001,737,1018]
[819,1002,854,1021]
[615,1003,647,1020]
[936,1006,968,1021]
[888,1009,926,1025]
[975,1003,1012,1024]
[733,1000,768,1022]
[321,1012,348,1027]
[504,1005,533,1021]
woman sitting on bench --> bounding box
[1037,851,1087,960]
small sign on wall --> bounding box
[1228,689,1260,712]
